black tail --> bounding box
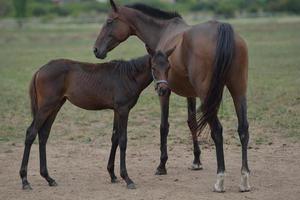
[29,72,38,118]
[196,22,235,134]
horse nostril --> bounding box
[93,47,98,54]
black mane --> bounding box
[125,3,182,20]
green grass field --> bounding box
[0,16,299,146]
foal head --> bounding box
[94,0,132,59]
[148,46,176,96]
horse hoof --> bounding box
[213,173,225,193]
[239,172,251,192]
[111,178,119,183]
[155,167,167,175]
[239,186,251,192]
[127,183,136,189]
[49,180,58,187]
[22,183,32,190]
[190,163,203,171]
[213,184,225,193]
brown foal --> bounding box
[94,1,250,192]
[19,55,153,190]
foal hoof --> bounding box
[22,183,32,190]
[155,167,167,175]
[111,177,119,183]
[190,162,203,171]
[48,180,58,187]
[127,183,136,189]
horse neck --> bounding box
[122,8,183,50]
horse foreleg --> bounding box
[107,111,119,183]
[118,108,135,189]
[187,97,202,170]
[155,90,171,175]
[209,117,226,192]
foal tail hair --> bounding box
[196,22,235,134]
[29,71,38,118]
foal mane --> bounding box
[125,3,182,20]
[112,55,150,81]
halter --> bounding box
[151,69,168,89]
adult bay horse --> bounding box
[94,1,250,192]
[20,55,153,190]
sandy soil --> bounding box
[1,138,300,200]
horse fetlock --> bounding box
[190,161,203,170]
[155,166,167,175]
[21,179,32,190]
[239,171,251,192]
[213,173,225,192]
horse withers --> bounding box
[19,55,153,190]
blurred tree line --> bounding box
[1,0,300,20]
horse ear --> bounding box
[146,45,155,57]
[110,0,118,12]
[165,46,176,58]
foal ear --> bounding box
[146,44,155,57]
[165,46,176,58]
[110,0,118,12]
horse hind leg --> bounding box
[233,95,251,192]
[209,117,226,193]
[186,97,202,170]
[38,99,65,187]
[20,106,56,190]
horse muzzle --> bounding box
[93,47,107,59]
[156,82,170,96]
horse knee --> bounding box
[160,123,169,134]
[119,137,127,151]
[25,129,37,146]
[238,122,249,142]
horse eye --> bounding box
[106,19,113,25]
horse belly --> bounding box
[66,80,114,110]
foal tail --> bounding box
[29,72,38,118]
[196,22,235,134]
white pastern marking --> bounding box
[240,171,251,192]
[214,172,225,192]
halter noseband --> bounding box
[151,69,168,89]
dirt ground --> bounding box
[1,135,300,200]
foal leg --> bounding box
[233,96,251,192]
[20,106,54,190]
[38,100,65,187]
[118,108,135,189]
[209,117,226,192]
[187,97,202,170]
[107,112,119,183]
[155,90,171,175]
